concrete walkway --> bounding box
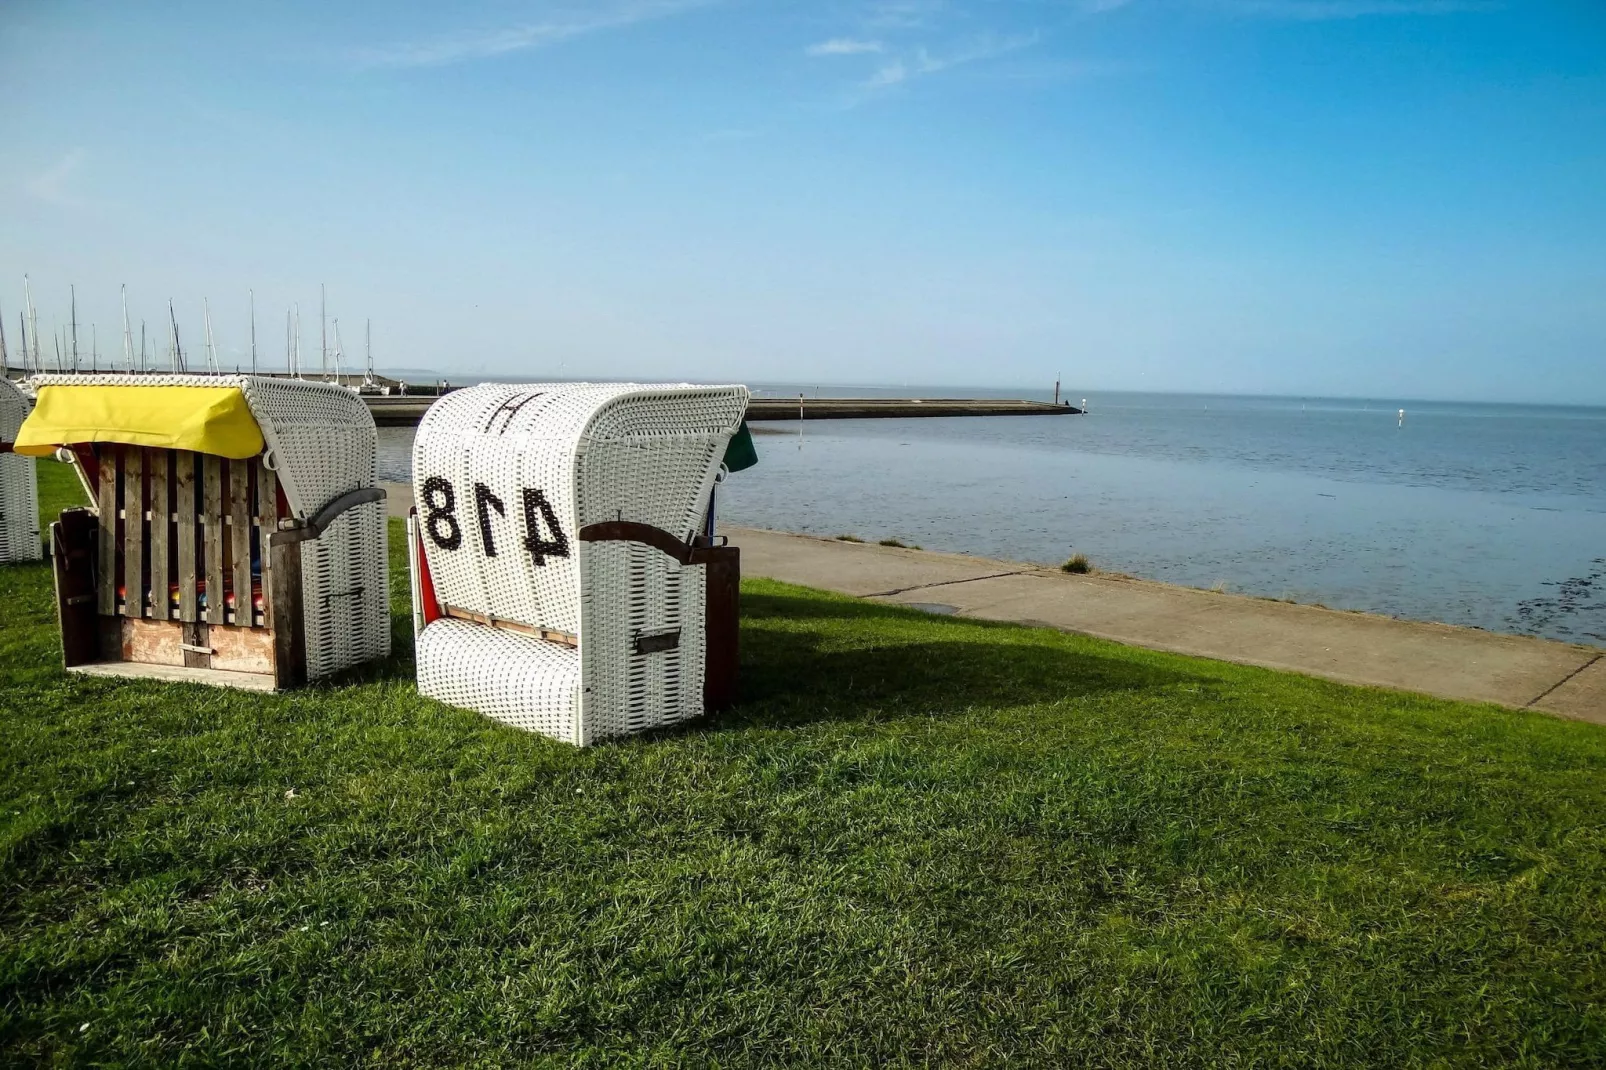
[380,485,1604,723]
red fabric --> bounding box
[72,444,99,492]
[415,512,442,626]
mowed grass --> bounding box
[3,462,1606,1067]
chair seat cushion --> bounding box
[416,618,581,741]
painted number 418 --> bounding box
[421,476,571,566]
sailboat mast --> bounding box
[92,323,98,373]
[0,300,9,379]
[203,298,218,373]
[293,303,302,378]
[333,318,344,384]
[24,275,40,374]
[140,321,147,373]
[121,285,134,371]
[366,318,373,383]
[70,285,78,373]
[249,290,257,375]
[320,283,328,379]
[169,300,185,372]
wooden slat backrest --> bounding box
[122,448,143,619]
[54,508,99,667]
[258,464,278,627]
[176,453,198,621]
[149,450,171,620]
[203,456,225,626]
[258,464,304,687]
[97,445,117,616]
[87,448,280,662]
[230,461,252,626]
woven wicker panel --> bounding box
[0,379,40,563]
[414,415,583,638]
[412,383,747,637]
[579,542,706,744]
[577,439,725,542]
[417,618,581,742]
[237,376,376,517]
[0,378,30,446]
[579,388,750,539]
[244,378,388,678]
[301,499,390,679]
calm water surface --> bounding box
[379,389,1606,647]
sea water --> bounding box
[377,389,1606,647]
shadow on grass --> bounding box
[717,590,1197,731]
[5,529,1185,735]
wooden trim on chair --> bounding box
[442,605,578,647]
[578,521,734,567]
[269,486,387,546]
[578,521,695,562]
[52,510,100,667]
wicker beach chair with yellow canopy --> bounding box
[408,382,748,745]
[0,377,41,563]
[16,374,389,690]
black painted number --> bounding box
[422,476,570,568]
[474,482,505,556]
[422,476,461,550]
[522,488,571,567]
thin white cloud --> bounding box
[862,32,1041,91]
[1215,0,1496,17]
[865,0,948,30]
[25,148,91,209]
[352,0,715,68]
[807,38,885,56]
[867,59,910,87]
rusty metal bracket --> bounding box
[269,487,386,546]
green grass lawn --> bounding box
[3,461,1606,1067]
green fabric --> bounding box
[723,421,758,473]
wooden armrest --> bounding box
[578,521,735,565]
[270,487,386,546]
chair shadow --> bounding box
[360,586,1195,731]
[706,590,1198,732]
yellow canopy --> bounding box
[14,384,266,459]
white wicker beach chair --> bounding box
[0,378,41,563]
[17,374,390,690]
[408,382,749,745]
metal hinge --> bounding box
[632,629,681,655]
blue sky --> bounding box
[2,1,1603,402]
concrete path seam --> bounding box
[1525,654,1604,709]
[864,570,1038,599]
